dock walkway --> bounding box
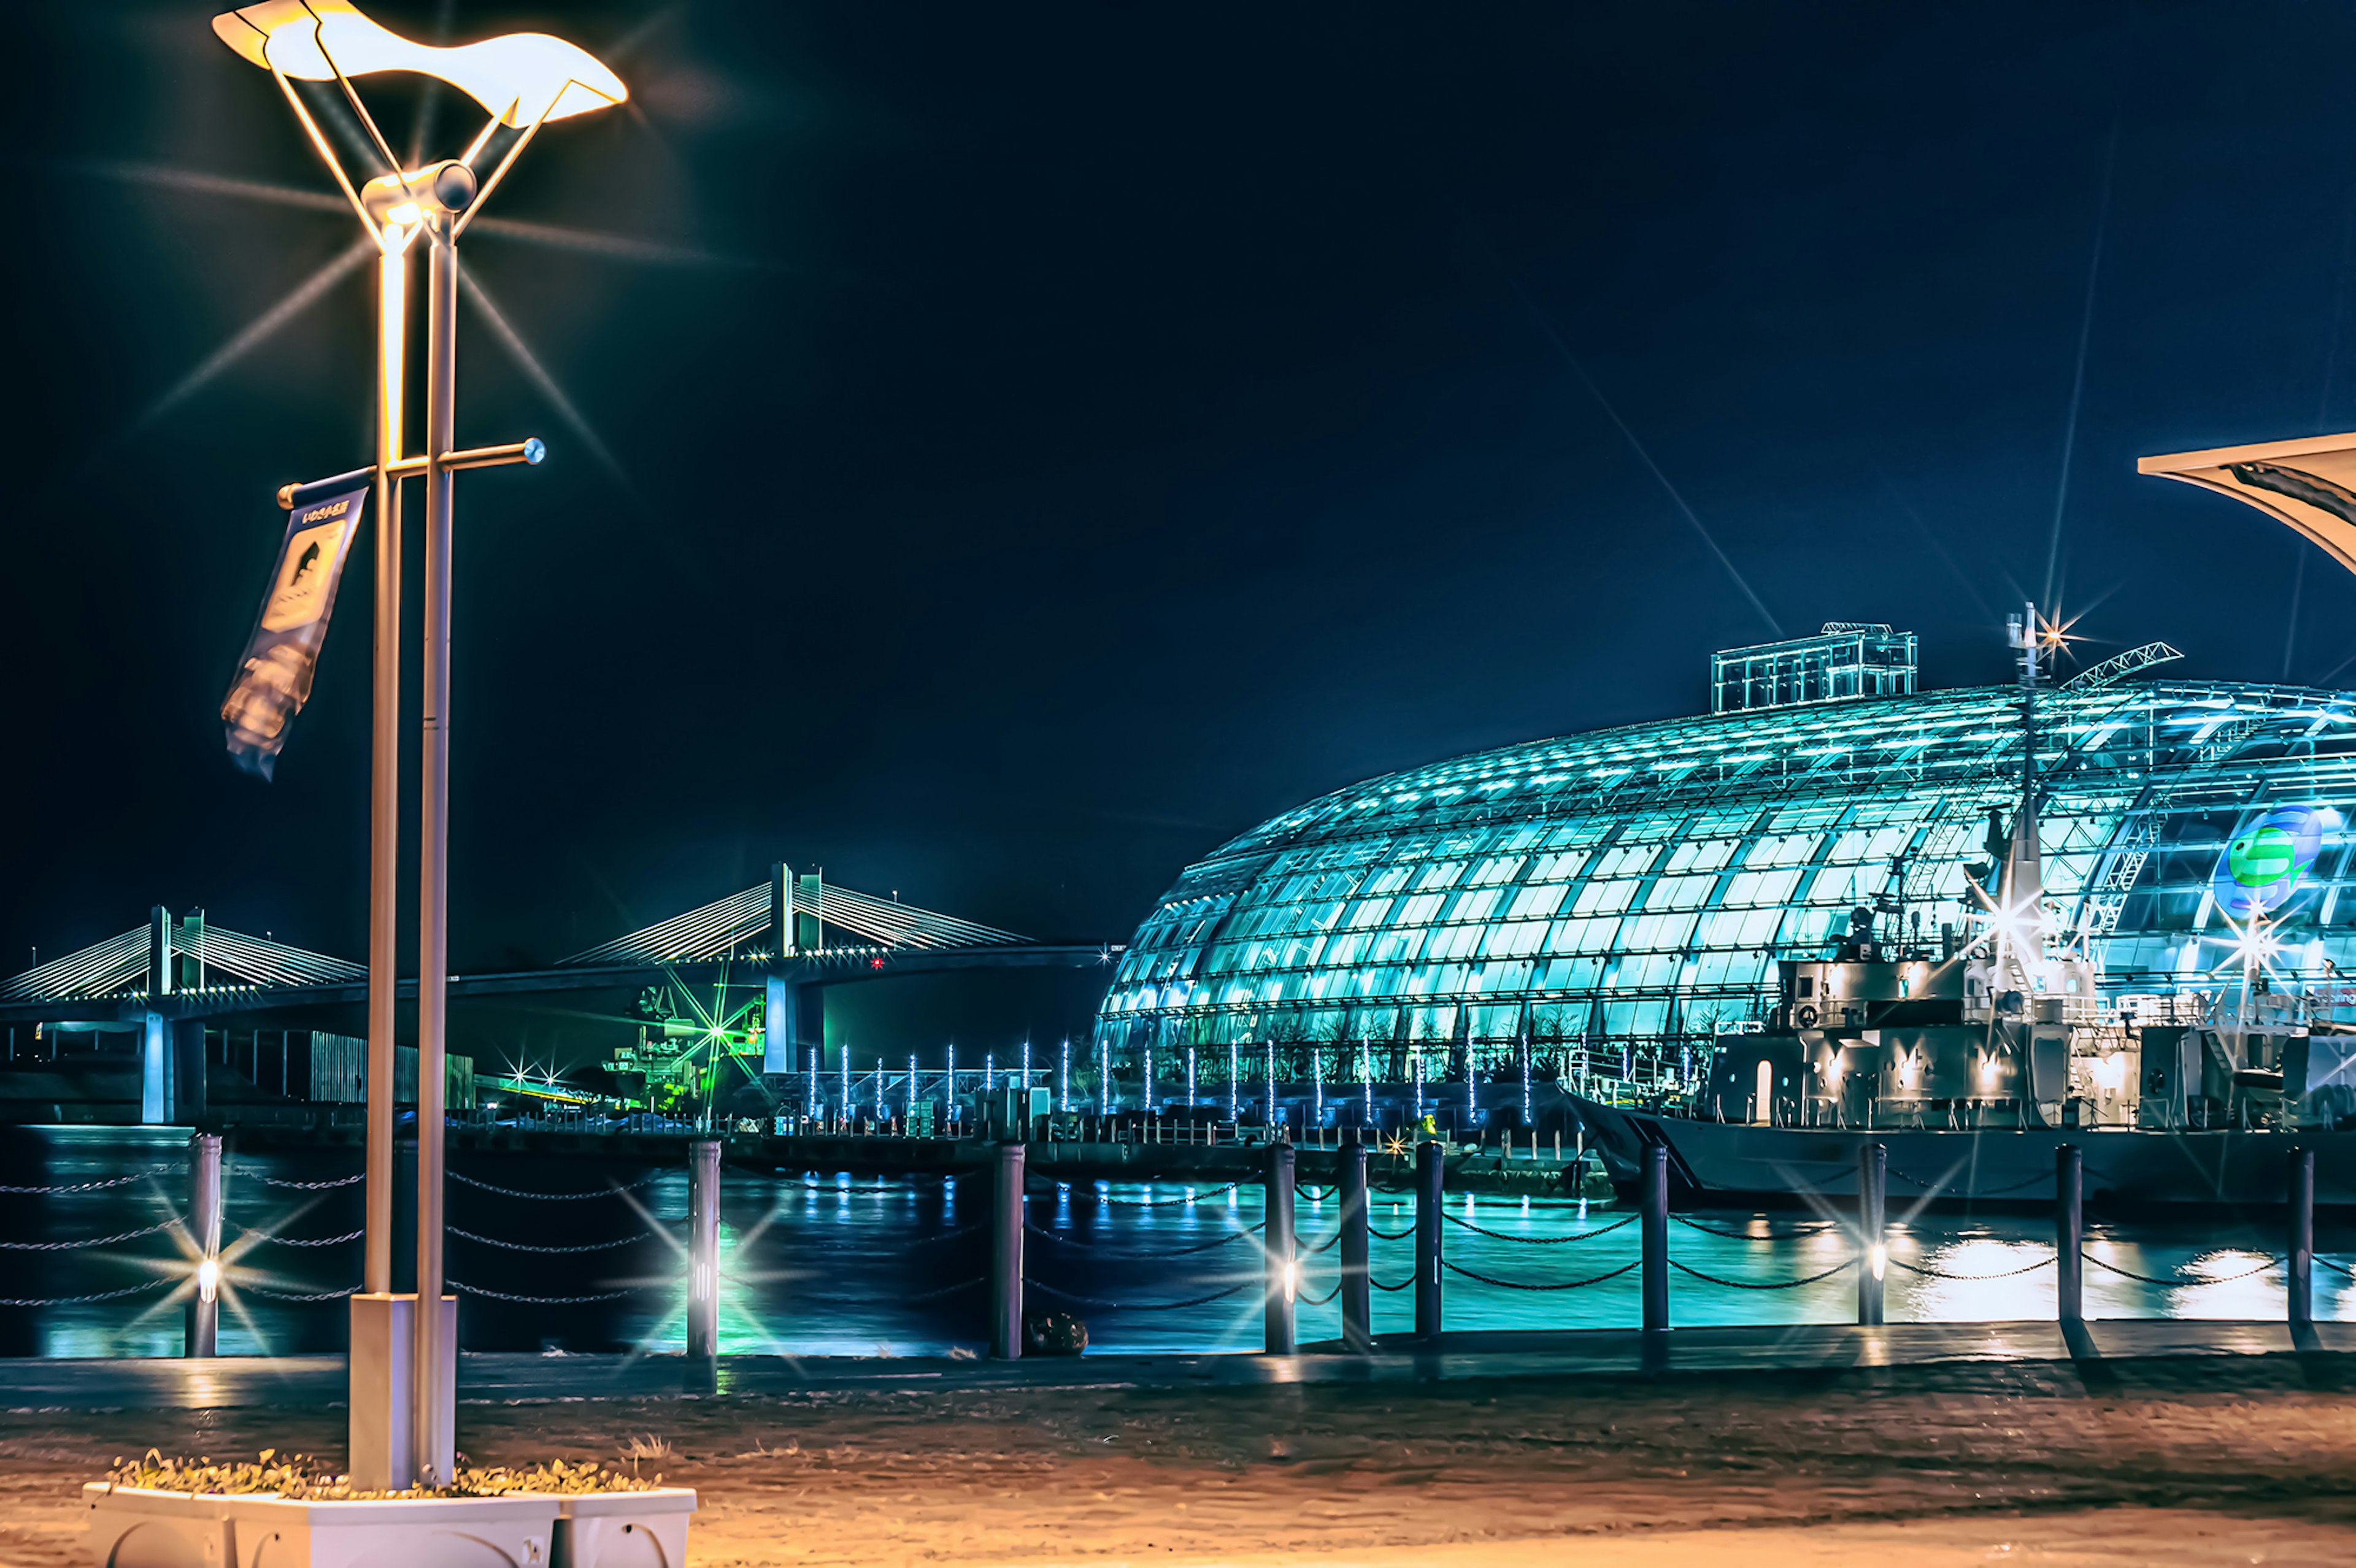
[3,1318,2349,1409]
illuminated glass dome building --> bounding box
[1095,626,2356,1093]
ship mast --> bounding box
[2001,602,2046,967]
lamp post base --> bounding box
[348,1293,455,1490]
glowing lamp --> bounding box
[1283,1258,1298,1304]
[212,1,625,126]
[1868,1243,1887,1282]
[196,1257,220,1304]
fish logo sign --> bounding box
[2210,805,2339,920]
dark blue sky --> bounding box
[9,1,2356,1056]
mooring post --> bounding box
[686,1139,722,1361]
[2055,1143,2084,1324]
[1857,1140,1885,1326]
[991,1140,1025,1359]
[1641,1142,1668,1334]
[1265,1138,1296,1355]
[2290,1145,2316,1331]
[1339,1133,1371,1350]
[1414,1139,1444,1338]
[184,1132,221,1358]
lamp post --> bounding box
[210,0,625,1489]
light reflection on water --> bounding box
[6,1131,2353,1358]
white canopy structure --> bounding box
[2140,431,2356,577]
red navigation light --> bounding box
[869,956,886,970]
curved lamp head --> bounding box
[2139,431,2356,583]
[212,1,626,126]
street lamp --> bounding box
[210,0,625,1490]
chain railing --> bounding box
[448,1169,666,1201]
[0,1218,186,1252]
[1444,1258,1641,1291]
[1446,1210,1636,1244]
[244,1171,364,1191]
[1024,1276,1258,1312]
[1025,1218,1265,1255]
[2081,1251,2282,1288]
[0,1167,181,1195]
[0,1140,2343,1355]
[234,1224,365,1249]
[1669,1256,1854,1290]
[1885,1251,2056,1281]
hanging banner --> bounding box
[220,482,368,779]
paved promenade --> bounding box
[1,1316,2349,1409]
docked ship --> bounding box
[1574,605,2356,1209]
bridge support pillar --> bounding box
[138,1017,206,1126]
[141,1014,168,1124]
[763,975,795,1074]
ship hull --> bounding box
[1573,1095,2355,1209]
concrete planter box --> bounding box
[84,1483,695,1567]
[553,1489,698,1567]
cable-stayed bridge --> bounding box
[0,864,1117,1118]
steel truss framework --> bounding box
[1095,679,2356,1080]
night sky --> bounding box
[9,2,2356,1066]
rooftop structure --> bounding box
[1095,630,2356,1090]
[1711,623,1918,713]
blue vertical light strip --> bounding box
[807,1047,818,1120]
[1187,1047,1196,1106]
[1522,1034,1531,1126]
[1228,1043,1239,1120]
[1413,1050,1424,1120]
[1361,1039,1371,1126]
[875,1056,885,1120]
[1022,1040,1031,1097]
[947,1043,956,1127]
[907,1052,916,1125]
[1265,1040,1276,1128]
[839,1044,849,1125]
[985,1051,995,1094]
[1060,1040,1070,1112]
[1099,1040,1111,1116]
[1313,1049,1322,1124]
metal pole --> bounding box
[1265,1139,1296,1355]
[365,234,406,1301]
[1857,1141,1885,1326]
[1339,1133,1370,1350]
[1414,1139,1443,1338]
[991,1142,1025,1359]
[2290,1145,2315,1330]
[687,1139,721,1359]
[1641,1143,1668,1333]
[184,1133,220,1358]
[412,219,458,1483]
[2056,1143,2083,1324]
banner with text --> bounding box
[220,483,367,779]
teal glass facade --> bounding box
[1096,678,2356,1087]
